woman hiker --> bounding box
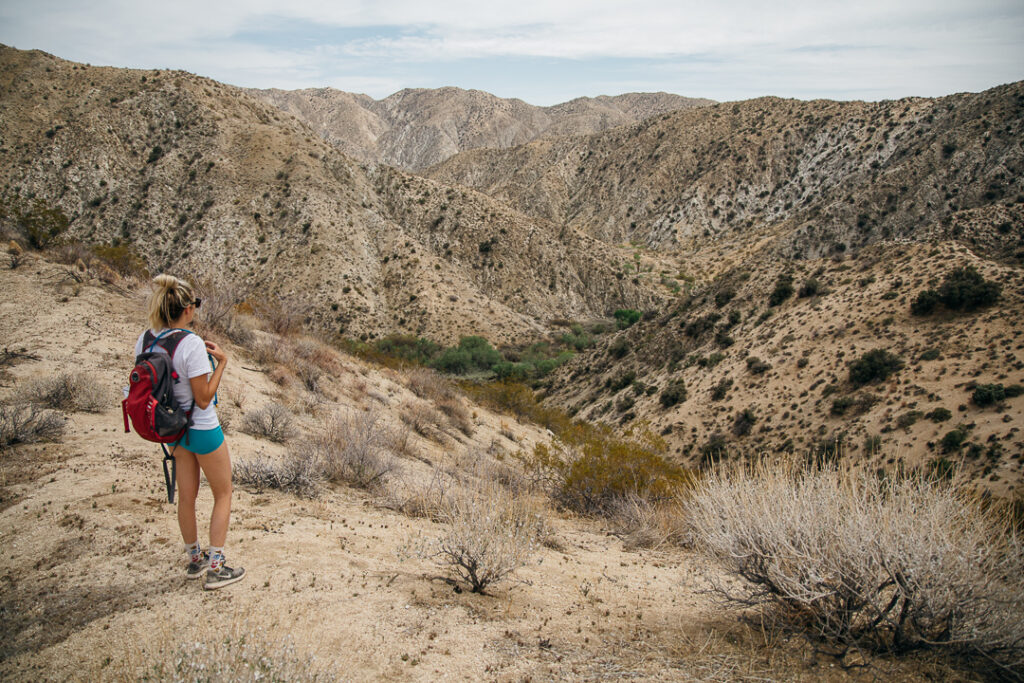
[136,274,246,590]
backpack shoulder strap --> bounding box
[161,329,193,359]
[145,329,193,358]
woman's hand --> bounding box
[205,340,227,364]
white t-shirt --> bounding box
[134,329,219,429]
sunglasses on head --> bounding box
[191,298,202,309]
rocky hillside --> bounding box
[428,85,1024,256]
[0,45,665,345]
[247,86,712,171]
[541,238,1024,496]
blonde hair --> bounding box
[147,274,195,330]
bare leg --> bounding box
[175,449,201,545]
[196,442,232,548]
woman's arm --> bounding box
[189,340,227,410]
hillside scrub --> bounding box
[848,349,904,386]
[910,265,1002,315]
[687,460,1024,669]
[528,423,694,515]
[408,478,544,593]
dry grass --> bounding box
[234,450,321,499]
[687,458,1024,671]
[15,371,109,413]
[405,367,455,401]
[109,610,329,682]
[399,399,446,440]
[608,493,690,550]
[298,409,402,490]
[0,403,65,448]
[406,477,545,593]
[240,402,296,443]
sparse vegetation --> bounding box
[0,403,65,448]
[16,371,108,413]
[911,265,1002,315]
[410,479,544,593]
[688,460,1024,666]
[301,410,401,490]
[240,402,296,443]
[848,349,903,386]
[530,424,693,515]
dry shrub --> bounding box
[234,451,321,499]
[16,371,108,413]
[609,493,690,550]
[384,467,458,521]
[299,409,401,490]
[437,395,473,436]
[0,403,65,448]
[194,275,255,347]
[529,423,694,515]
[251,297,307,336]
[240,402,296,443]
[400,400,446,440]
[248,336,284,367]
[411,478,545,593]
[111,613,328,682]
[687,459,1024,670]
[461,380,573,434]
[406,367,455,401]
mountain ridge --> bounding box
[246,85,713,170]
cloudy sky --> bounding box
[1,0,1022,105]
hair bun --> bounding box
[153,274,179,289]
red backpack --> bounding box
[122,329,194,502]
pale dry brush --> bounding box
[234,450,321,499]
[240,402,296,443]
[400,399,446,440]
[16,371,109,413]
[299,409,401,490]
[193,275,255,346]
[111,612,328,682]
[609,492,690,550]
[686,459,1024,669]
[405,367,455,402]
[415,478,545,593]
[0,403,65,448]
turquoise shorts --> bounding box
[172,426,225,455]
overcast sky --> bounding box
[1,0,1022,105]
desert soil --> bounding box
[0,258,967,681]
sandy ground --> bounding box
[0,257,974,681]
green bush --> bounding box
[848,349,903,386]
[910,289,940,315]
[659,379,687,408]
[911,266,1001,315]
[940,427,969,453]
[937,266,1001,311]
[613,309,642,329]
[1,196,69,249]
[608,336,630,359]
[798,278,822,298]
[925,407,952,422]
[431,336,503,375]
[746,356,771,374]
[972,384,1006,407]
[530,425,693,514]
[918,348,941,361]
[768,274,794,307]
[710,378,733,401]
[373,335,441,366]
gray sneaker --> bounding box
[204,564,246,590]
[186,551,210,579]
